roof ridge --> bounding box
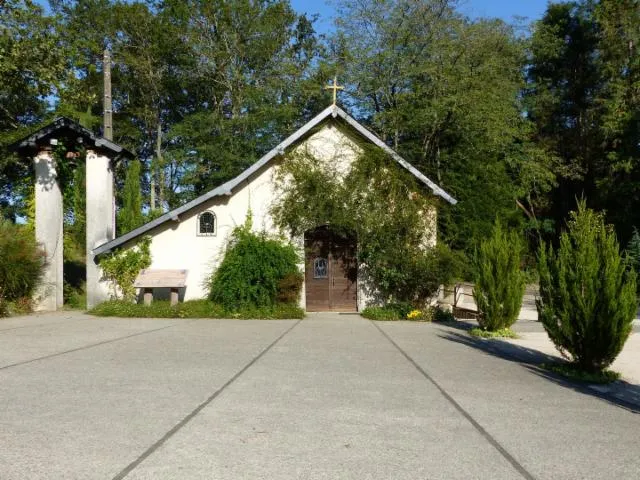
[93,105,455,256]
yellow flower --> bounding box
[407,309,422,319]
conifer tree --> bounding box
[473,221,526,331]
[118,159,144,235]
[537,201,637,373]
[626,227,640,275]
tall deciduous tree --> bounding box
[0,0,65,219]
[334,0,554,255]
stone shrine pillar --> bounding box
[33,149,64,311]
[86,150,115,308]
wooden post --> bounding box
[143,288,153,306]
[170,288,179,306]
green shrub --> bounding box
[0,295,8,318]
[0,220,45,301]
[209,224,300,310]
[361,303,436,321]
[361,306,402,321]
[89,300,305,319]
[276,272,304,304]
[433,307,456,323]
[473,221,526,331]
[99,237,152,301]
[64,281,86,310]
[625,226,640,295]
[9,296,33,315]
[537,201,637,373]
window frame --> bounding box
[313,257,329,279]
[197,211,216,237]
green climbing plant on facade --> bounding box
[271,147,459,306]
[99,236,152,301]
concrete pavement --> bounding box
[1,312,639,479]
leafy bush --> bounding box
[433,307,456,323]
[361,303,438,321]
[89,300,304,319]
[0,220,45,301]
[361,306,403,321]
[276,272,304,304]
[0,295,8,318]
[625,226,640,295]
[99,237,152,301]
[473,221,526,331]
[9,296,33,315]
[209,224,301,310]
[537,202,637,373]
[272,148,461,306]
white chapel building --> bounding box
[93,105,456,311]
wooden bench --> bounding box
[134,269,188,306]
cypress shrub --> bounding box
[537,201,637,373]
[117,159,144,235]
[209,225,300,310]
[473,221,526,331]
[0,220,45,302]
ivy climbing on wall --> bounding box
[271,147,461,306]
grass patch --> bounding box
[541,362,621,384]
[469,327,518,339]
[89,300,305,319]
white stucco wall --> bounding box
[101,121,437,310]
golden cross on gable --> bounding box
[324,76,344,105]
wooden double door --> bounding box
[305,227,358,312]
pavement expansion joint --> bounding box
[0,315,88,333]
[370,320,537,480]
[0,321,184,371]
[111,319,302,480]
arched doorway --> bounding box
[304,227,357,312]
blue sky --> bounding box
[290,0,550,33]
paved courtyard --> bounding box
[1,312,640,479]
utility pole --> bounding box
[102,49,115,236]
[103,49,113,141]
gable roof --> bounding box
[9,117,134,159]
[93,105,456,256]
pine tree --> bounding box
[118,159,144,235]
[537,201,637,373]
[626,227,640,274]
[473,221,526,331]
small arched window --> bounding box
[198,211,216,236]
[313,257,328,278]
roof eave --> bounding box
[94,104,456,255]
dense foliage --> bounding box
[0,220,44,308]
[360,304,454,322]
[99,236,152,301]
[537,202,637,373]
[1,0,639,279]
[209,222,302,310]
[117,159,144,235]
[273,148,460,305]
[89,299,305,319]
[473,222,526,331]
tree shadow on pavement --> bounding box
[439,330,640,414]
